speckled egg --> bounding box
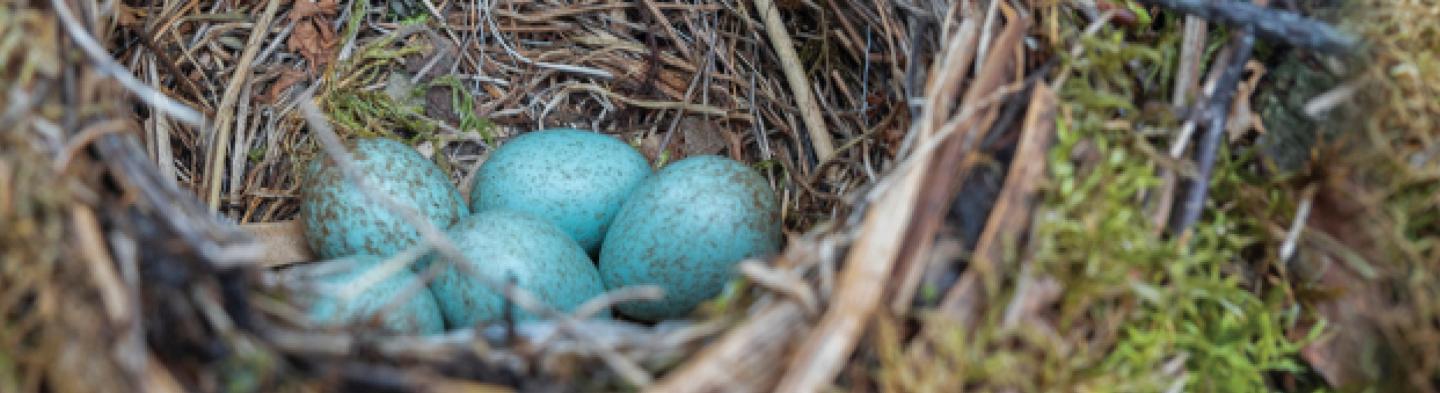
[301,138,467,262]
[303,254,445,334]
[429,210,609,326]
[468,129,651,254]
[598,155,781,321]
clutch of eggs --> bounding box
[298,131,781,330]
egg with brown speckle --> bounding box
[598,155,781,321]
[300,138,467,262]
[468,129,651,254]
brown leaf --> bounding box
[1296,177,1387,388]
[1228,61,1268,142]
[287,17,337,72]
[257,68,307,105]
[289,0,339,22]
[680,117,727,157]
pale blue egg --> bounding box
[429,210,609,326]
[304,254,445,334]
[598,156,781,321]
[469,129,651,254]
[300,138,467,262]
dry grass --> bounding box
[118,0,903,231]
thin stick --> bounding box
[1148,45,1233,231]
[73,206,131,323]
[753,0,837,161]
[1173,16,1208,107]
[1169,28,1255,235]
[774,3,1024,390]
[205,0,283,210]
[773,124,919,392]
[640,0,696,61]
[1279,184,1317,264]
[1136,0,1358,53]
[940,83,1057,312]
[651,301,811,392]
[49,0,204,126]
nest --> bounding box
[5,0,1440,391]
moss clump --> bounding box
[879,7,1322,391]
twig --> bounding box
[640,0,696,61]
[657,34,719,157]
[126,24,210,110]
[1137,0,1358,53]
[557,82,731,117]
[73,206,131,323]
[1169,28,1255,235]
[773,123,916,391]
[49,0,204,126]
[1149,43,1235,231]
[753,0,838,162]
[1280,184,1317,264]
[739,260,820,316]
[891,2,1023,314]
[478,0,614,79]
[143,61,178,181]
[94,135,261,267]
[1303,78,1364,119]
[650,301,811,392]
[571,286,664,321]
[940,83,1057,313]
[205,0,283,210]
[775,3,1026,391]
[55,119,133,174]
[1173,16,1208,106]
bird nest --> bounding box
[5,0,1440,391]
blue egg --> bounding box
[301,138,467,262]
[469,129,651,254]
[304,254,445,334]
[429,210,609,326]
[599,156,781,321]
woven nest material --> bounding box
[5,0,1440,391]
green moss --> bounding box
[880,7,1320,391]
[425,75,497,144]
[1045,14,1316,390]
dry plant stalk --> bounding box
[885,14,983,313]
[890,0,1030,320]
[753,0,837,162]
[971,84,1057,284]
[649,301,811,392]
[775,3,1029,391]
[204,0,283,210]
[939,82,1056,317]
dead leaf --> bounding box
[1228,60,1268,142]
[289,0,339,22]
[288,18,338,72]
[1296,175,1387,388]
[257,68,306,105]
[638,132,669,163]
[680,117,727,157]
